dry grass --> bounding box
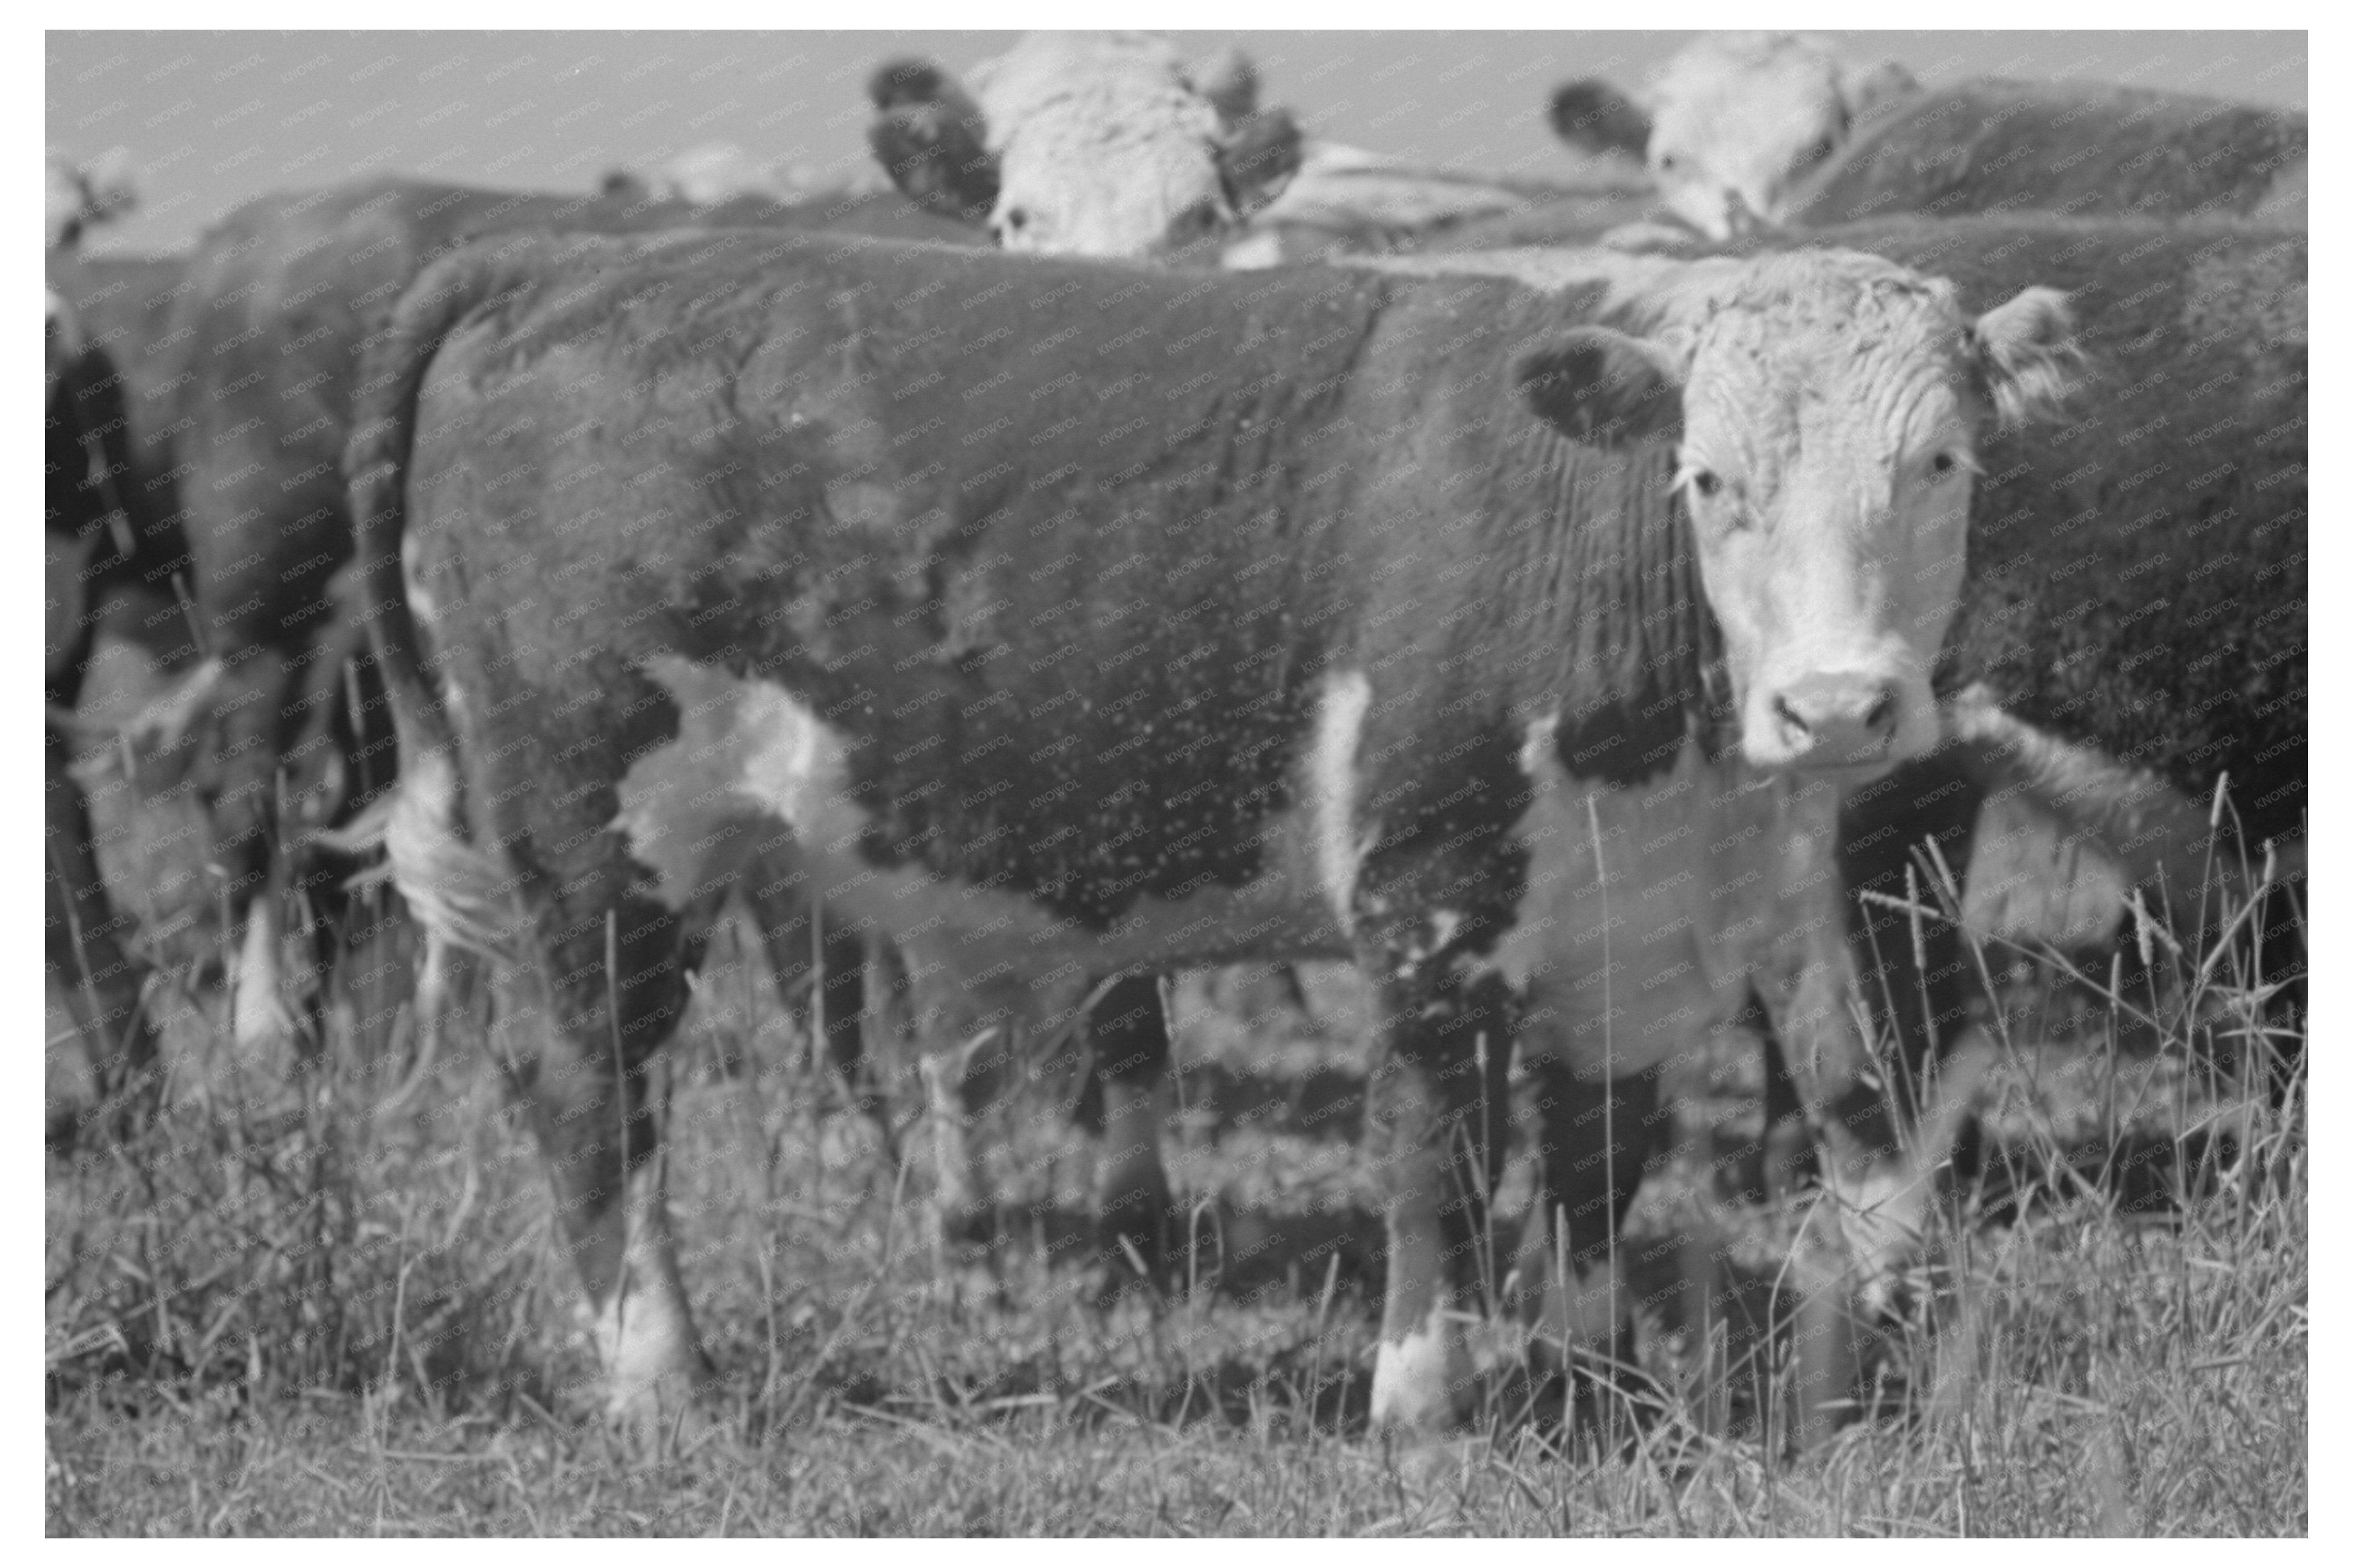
[46,859,2305,1535]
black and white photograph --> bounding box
[42,12,2310,1535]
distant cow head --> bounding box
[1553,33,1914,240]
[1517,250,2080,775]
[867,31,1300,257]
[46,147,138,251]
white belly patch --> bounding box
[611,655,1342,1052]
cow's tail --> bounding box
[339,246,534,1057]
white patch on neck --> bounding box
[1477,719,1856,1079]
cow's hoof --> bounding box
[1368,1309,1474,1436]
[602,1357,719,1457]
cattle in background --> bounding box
[867,31,1301,255]
[46,284,167,1139]
[344,230,2075,1437]
[1785,80,2306,230]
[123,175,978,1052]
[1550,33,1917,239]
[46,146,139,249]
[1221,146,1655,269]
[1827,215,2307,1108]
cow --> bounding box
[1221,145,1656,270]
[1549,33,1917,239]
[46,281,170,1140]
[341,227,2077,1438]
[46,146,139,250]
[867,31,1301,255]
[123,174,979,1052]
[1783,78,2307,231]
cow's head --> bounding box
[1516,249,2080,777]
[867,31,1299,258]
[1553,33,1913,241]
[46,146,138,251]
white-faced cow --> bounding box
[1550,33,1916,240]
[1369,210,2304,1204]
[46,146,139,251]
[868,31,1301,256]
[344,227,2074,1437]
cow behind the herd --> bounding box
[341,229,2078,1433]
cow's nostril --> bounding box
[1863,688,1895,734]
[1774,694,1810,739]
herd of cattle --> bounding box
[46,32,2304,1445]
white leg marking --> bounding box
[231,900,293,1056]
[593,1158,706,1429]
[1370,1300,1473,1434]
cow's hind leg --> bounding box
[1364,966,1514,1435]
[491,839,708,1437]
[1088,972,1184,1287]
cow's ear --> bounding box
[1835,57,1917,132]
[1969,286,2082,430]
[866,57,1000,226]
[1219,106,1304,216]
[1548,79,1652,160]
[1516,327,1684,445]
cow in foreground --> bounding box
[348,230,2074,1436]
[1376,209,2304,1150]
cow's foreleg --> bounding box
[1364,964,1514,1435]
[1509,1060,1664,1427]
[46,725,160,1132]
[1088,972,1182,1286]
[1753,749,1993,1445]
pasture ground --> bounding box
[46,884,2307,1536]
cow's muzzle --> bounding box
[1766,671,1901,770]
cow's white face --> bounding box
[1642,33,1911,239]
[1679,260,2077,775]
[990,118,1234,257]
[1514,251,2080,781]
[1679,306,1973,775]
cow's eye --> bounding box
[1929,452,1958,478]
[1689,468,1722,500]
[1807,136,1836,164]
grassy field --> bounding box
[46,866,2307,1536]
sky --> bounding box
[47,28,2308,255]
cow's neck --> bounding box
[1473,418,1723,787]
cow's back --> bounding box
[393,231,1482,929]
[170,177,972,647]
[1788,79,2307,229]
